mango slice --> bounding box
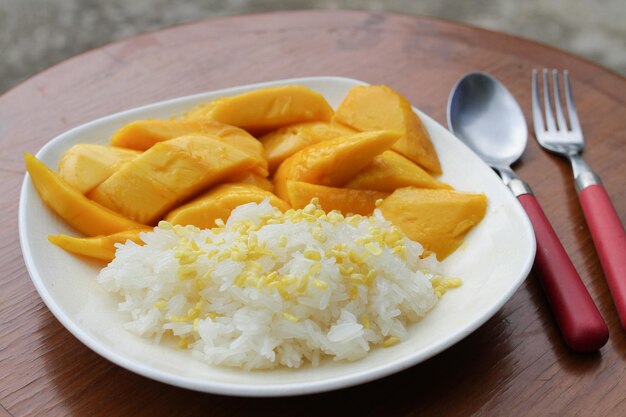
[345,151,451,192]
[58,144,141,194]
[88,135,258,225]
[228,171,274,192]
[273,130,401,202]
[378,187,487,260]
[24,153,146,236]
[48,229,147,262]
[165,183,289,228]
[185,85,334,135]
[333,85,442,174]
[287,181,388,215]
[110,119,268,176]
[260,122,356,173]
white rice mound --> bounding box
[98,199,447,370]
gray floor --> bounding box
[1,0,625,94]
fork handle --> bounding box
[518,193,609,351]
[579,183,626,329]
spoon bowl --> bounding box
[447,72,528,172]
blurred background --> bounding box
[1,0,624,94]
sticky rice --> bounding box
[98,199,452,370]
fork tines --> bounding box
[532,68,585,154]
[532,69,582,135]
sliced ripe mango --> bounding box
[260,122,356,173]
[345,151,451,192]
[333,85,441,174]
[48,229,147,262]
[185,85,334,135]
[287,181,388,215]
[165,183,289,228]
[110,119,268,176]
[378,187,487,260]
[88,135,257,225]
[58,144,140,194]
[273,130,401,202]
[24,153,146,236]
[228,171,274,192]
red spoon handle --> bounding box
[518,193,608,351]
[579,184,626,329]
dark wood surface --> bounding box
[1,10,625,417]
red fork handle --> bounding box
[518,193,608,351]
[579,184,626,329]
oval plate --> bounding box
[19,76,535,397]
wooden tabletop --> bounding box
[1,10,625,417]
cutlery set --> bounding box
[448,69,626,351]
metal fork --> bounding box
[532,69,626,328]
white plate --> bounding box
[19,76,535,397]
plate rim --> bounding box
[19,75,536,397]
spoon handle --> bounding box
[517,193,609,352]
[578,183,626,329]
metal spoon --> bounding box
[447,71,608,352]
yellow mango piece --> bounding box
[185,85,334,135]
[378,187,487,260]
[345,151,451,192]
[24,153,146,236]
[228,171,274,192]
[88,135,257,225]
[58,144,140,194]
[110,119,268,176]
[273,130,401,202]
[260,122,356,173]
[287,181,388,215]
[333,85,442,174]
[48,229,147,262]
[166,183,290,228]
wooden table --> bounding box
[1,10,625,417]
